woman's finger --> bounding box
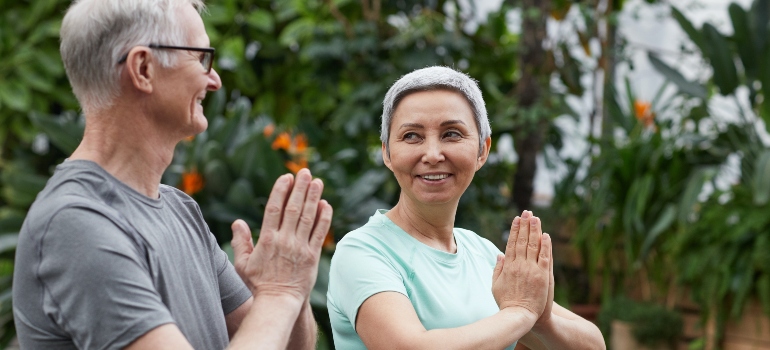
[514,211,532,261]
[538,232,551,270]
[505,216,521,262]
[492,254,504,282]
[527,216,543,261]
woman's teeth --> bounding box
[422,174,448,180]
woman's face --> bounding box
[383,89,491,207]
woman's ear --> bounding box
[125,47,154,94]
[382,143,393,171]
[476,136,492,171]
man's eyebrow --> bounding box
[398,123,424,129]
[440,120,467,127]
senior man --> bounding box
[12,0,330,349]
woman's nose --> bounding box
[421,139,445,164]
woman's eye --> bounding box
[403,132,421,142]
[443,130,462,139]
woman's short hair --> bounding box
[60,0,205,113]
[380,66,491,155]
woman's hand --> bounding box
[492,211,552,321]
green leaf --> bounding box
[639,204,677,262]
[225,178,254,208]
[679,168,711,225]
[751,149,770,205]
[729,3,756,78]
[647,53,707,99]
[671,6,706,53]
[0,81,31,111]
[341,170,388,210]
[702,23,739,95]
[17,64,54,92]
[29,112,84,154]
[203,159,232,196]
[279,17,315,47]
[246,9,274,33]
[751,0,770,51]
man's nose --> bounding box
[207,68,222,91]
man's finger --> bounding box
[281,169,312,235]
[505,216,521,262]
[527,216,543,261]
[296,179,324,240]
[261,174,293,234]
[231,219,253,279]
[308,200,333,252]
[515,211,531,261]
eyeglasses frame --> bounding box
[117,44,216,74]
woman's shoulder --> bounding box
[454,227,502,256]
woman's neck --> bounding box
[385,195,459,253]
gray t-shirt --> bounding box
[12,160,252,350]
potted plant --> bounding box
[598,297,683,350]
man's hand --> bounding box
[491,210,551,321]
[230,169,333,301]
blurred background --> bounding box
[1,0,769,348]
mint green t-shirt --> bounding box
[327,210,517,349]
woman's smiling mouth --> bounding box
[419,173,451,181]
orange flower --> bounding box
[284,159,308,174]
[180,170,204,195]
[272,132,291,150]
[183,135,195,142]
[323,229,335,250]
[633,100,655,128]
[294,133,308,152]
[263,123,275,137]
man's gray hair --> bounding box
[60,0,205,113]
[380,66,491,155]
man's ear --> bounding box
[125,47,154,94]
[476,136,492,171]
[382,143,393,171]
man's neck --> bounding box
[69,107,179,199]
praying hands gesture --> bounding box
[228,169,333,350]
[492,210,553,324]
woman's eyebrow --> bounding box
[399,123,424,129]
[440,120,467,127]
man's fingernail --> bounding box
[522,211,531,219]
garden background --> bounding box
[1,0,770,348]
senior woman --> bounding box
[327,66,604,350]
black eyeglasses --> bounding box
[117,44,215,73]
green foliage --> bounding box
[670,122,770,342]
[0,0,79,157]
[558,79,730,301]
[667,0,770,130]
[598,297,683,348]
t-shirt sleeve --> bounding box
[328,234,406,330]
[210,236,251,315]
[38,207,175,350]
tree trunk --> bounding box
[512,0,551,212]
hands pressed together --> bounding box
[492,210,555,330]
[230,169,332,303]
